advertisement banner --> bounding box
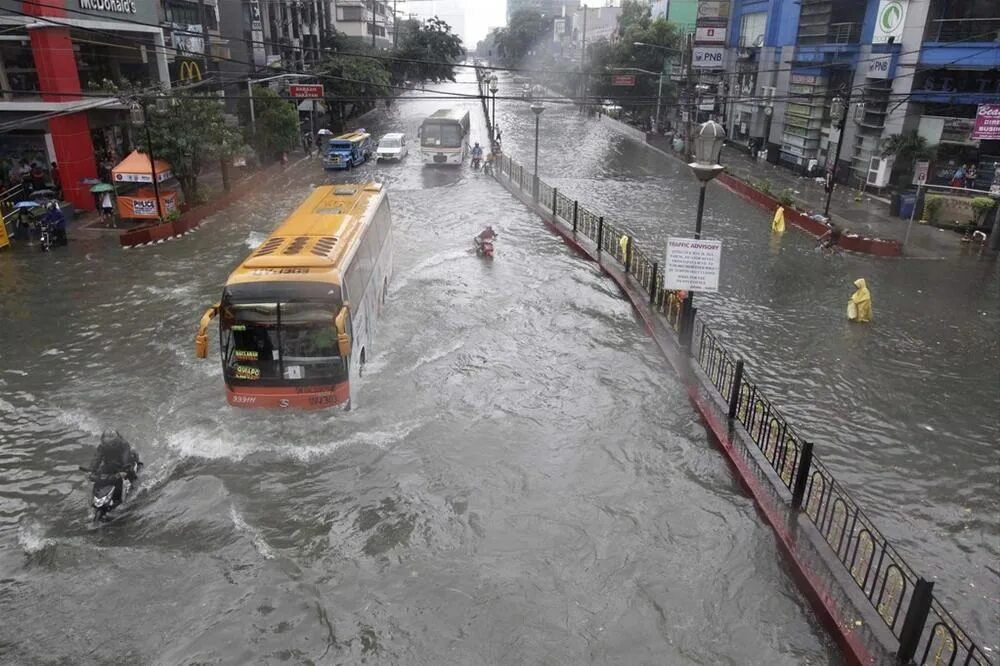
[695,26,727,43]
[972,104,1000,140]
[692,47,725,69]
[697,0,730,19]
[611,74,636,87]
[664,237,722,292]
[867,54,894,79]
[873,0,908,44]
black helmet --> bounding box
[101,429,121,445]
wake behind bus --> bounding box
[195,183,393,409]
[419,108,470,166]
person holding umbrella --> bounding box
[91,183,115,227]
[13,200,41,240]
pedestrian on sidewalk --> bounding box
[950,164,966,188]
[847,278,872,323]
[50,162,61,199]
[100,191,115,228]
[965,164,977,189]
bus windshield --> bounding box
[421,122,463,148]
[220,301,346,384]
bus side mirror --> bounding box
[335,305,351,358]
[195,304,220,359]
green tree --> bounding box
[135,92,241,202]
[243,85,299,163]
[318,54,393,128]
[393,17,465,83]
[493,9,549,67]
[881,130,936,186]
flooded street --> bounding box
[0,71,835,664]
[490,73,1000,645]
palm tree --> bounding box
[881,130,936,187]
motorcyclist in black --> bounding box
[89,429,140,491]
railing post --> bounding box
[790,440,814,509]
[552,187,558,218]
[597,216,604,254]
[625,236,633,274]
[572,200,578,233]
[649,263,658,304]
[681,305,697,350]
[896,578,935,664]
[728,359,744,421]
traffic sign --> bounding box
[611,74,636,87]
[913,160,929,185]
[289,84,324,99]
[665,237,722,292]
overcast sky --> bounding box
[397,0,506,46]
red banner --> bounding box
[972,104,1000,140]
[611,74,636,87]
[289,84,324,99]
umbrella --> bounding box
[32,189,56,198]
[14,201,41,209]
[317,128,333,135]
[80,177,100,185]
[90,183,114,193]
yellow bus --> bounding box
[195,183,393,409]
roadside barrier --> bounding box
[493,148,993,666]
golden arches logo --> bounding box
[178,60,202,83]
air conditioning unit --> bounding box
[867,155,894,188]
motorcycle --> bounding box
[475,233,496,258]
[38,220,52,252]
[80,458,142,521]
[471,155,482,170]
[483,160,494,176]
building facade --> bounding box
[724,0,1000,189]
[0,0,171,211]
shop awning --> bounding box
[111,150,173,184]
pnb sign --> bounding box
[692,47,725,69]
[867,54,894,79]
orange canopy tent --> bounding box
[111,150,173,184]
[110,151,178,220]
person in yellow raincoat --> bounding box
[619,234,629,261]
[847,278,872,322]
[771,206,785,233]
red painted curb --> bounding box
[716,173,903,257]
[119,164,282,247]
[497,173,879,665]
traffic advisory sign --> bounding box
[289,84,324,99]
[665,237,722,292]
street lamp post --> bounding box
[681,120,726,347]
[247,73,314,136]
[531,101,544,200]
[124,96,164,222]
[823,90,850,219]
[489,75,499,143]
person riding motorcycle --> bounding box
[471,142,484,164]
[475,225,497,248]
[89,429,140,487]
[484,151,495,174]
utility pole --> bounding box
[197,0,210,76]
[371,0,377,49]
[580,5,588,113]
[685,32,694,160]
[393,0,398,48]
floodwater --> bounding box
[489,72,1000,648]
[0,71,835,663]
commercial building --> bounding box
[332,0,392,49]
[723,0,1000,189]
[0,0,171,211]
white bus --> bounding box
[419,108,471,166]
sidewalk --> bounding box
[715,145,962,258]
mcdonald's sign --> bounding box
[177,60,202,84]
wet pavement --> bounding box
[486,71,999,648]
[0,70,836,663]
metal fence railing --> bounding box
[491,147,993,666]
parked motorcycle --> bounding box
[38,220,52,252]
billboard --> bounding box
[873,0,908,44]
[972,104,1000,140]
[695,26,726,44]
[692,47,725,69]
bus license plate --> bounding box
[434,154,446,163]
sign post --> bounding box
[611,74,636,87]
[664,237,722,292]
[904,159,929,246]
[288,84,325,99]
